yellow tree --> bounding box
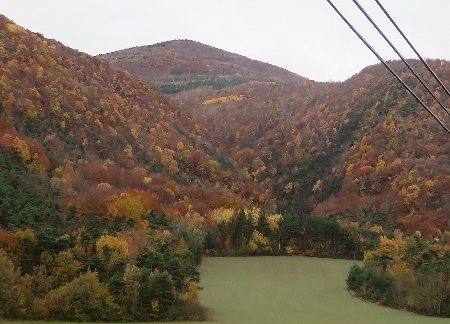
[266,214,283,231]
[402,185,420,210]
[387,260,414,298]
[107,192,146,227]
[312,179,323,192]
[207,208,235,226]
[184,280,199,301]
[96,235,130,272]
[13,136,31,161]
[43,270,120,321]
[247,230,271,254]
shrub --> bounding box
[166,301,214,321]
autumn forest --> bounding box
[1,14,450,320]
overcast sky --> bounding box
[2,0,450,82]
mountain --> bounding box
[3,14,450,322]
[0,16,253,229]
[98,39,304,93]
[2,14,450,240]
[101,40,450,239]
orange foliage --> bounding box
[184,281,200,301]
[72,185,117,219]
[0,229,19,252]
[2,13,450,238]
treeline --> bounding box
[204,208,370,259]
[1,205,370,322]
[159,76,251,94]
[0,135,371,322]
[347,231,450,317]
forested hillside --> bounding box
[0,15,240,321]
[0,17,258,224]
[2,13,450,320]
[104,41,450,240]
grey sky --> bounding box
[2,0,450,82]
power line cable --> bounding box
[353,0,450,118]
[375,0,450,99]
[326,0,450,134]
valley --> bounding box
[1,14,450,321]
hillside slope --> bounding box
[194,61,450,237]
[0,16,252,226]
[2,14,450,238]
[102,40,450,238]
[0,16,230,321]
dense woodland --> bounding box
[1,14,450,320]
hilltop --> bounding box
[98,39,304,93]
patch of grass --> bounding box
[199,257,450,324]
